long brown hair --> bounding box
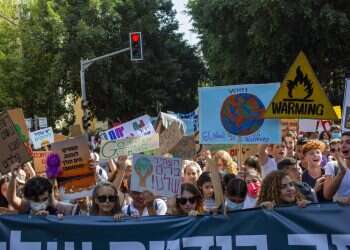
[90,182,121,216]
[257,170,304,206]
[175,183,204,215]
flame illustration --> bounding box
[287,66,313,100]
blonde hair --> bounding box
[214,150,238,175]
[182,160,202,177]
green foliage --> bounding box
[0,0,205,129]
[188,0,350,104]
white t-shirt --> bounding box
[261,157,277,179]
[122,198,167,216]
[325,161,350,198]
[243,195,257,209]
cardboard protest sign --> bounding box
[131,154,182,197]
[199,83,281,144]
[204,144,258,165]
[0,111,32,174]
[100,115,155,141]
[51,136,93,178]
[52,136,96,198]
[228,144,259,164]
[299,119,332,133]
[8,108,30,142]
[30,127,54,149]
[265,51,337,120]
[100,133,159,160]
[54,134,66,142]
[175,109,199,135]
[342,79,350,131]
[170,135,197,160]
[159,122,184,154]
[70,124,83,137]
[32,151,51,175]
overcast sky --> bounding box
[172,0,199,45]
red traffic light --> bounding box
[131,33,140,43]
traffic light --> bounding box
[82,111,92,130]
[81,100,91,130]
[129,32,143,61]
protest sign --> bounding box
[265,51,337,120]
[52,136,95,198]
[131,154,182,197]
[159,122,184,154]
[204,144,258,165]
[7,108,29,142]
[30,127,54,149]
[342,79,350,131]
[51,136,92,178]
[70,124,83,137]
[100,115,155,141]
[228,144,259,163]
[171,108,199,135]
[100,133,159,160]
[299,119,332,133]
[199,83,281,144]
[0,204,348,250]
[32,151,51,175]
[170,135,197,160]
[333,106,341,120]
[54,134,66,142]
[0,111,32,174]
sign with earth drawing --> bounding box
[131,154,182,197]
[199,83,281,144]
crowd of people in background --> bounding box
[0,123,349,220]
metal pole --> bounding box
[80,59,87,101]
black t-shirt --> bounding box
[0,195,8,208]
[302,169,329,203]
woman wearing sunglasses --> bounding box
[90,182,122,219]
[174,183,204,216]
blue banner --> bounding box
[0,203,349,250]
[199,83,281,144]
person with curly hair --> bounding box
[214,150,238,175]
[302,140,330,202]
[256,170,310,209]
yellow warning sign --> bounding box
[265,51,338,120]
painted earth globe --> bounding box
[220,93,265,136]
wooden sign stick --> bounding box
[207,158,224,208]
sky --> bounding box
[172,0,199,46]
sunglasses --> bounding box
[330,148,340,153]
[177,197,197,205]
[97,195,117,203]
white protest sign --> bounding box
[38,117,48,129]
[100,133,159,160]
[131,154,182,197]
[100,115,155,141]
[30,127,54,149]
[299,119,332,133]
[342,79,350,131]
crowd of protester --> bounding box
[1,123,349,220]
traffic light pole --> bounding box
[80,47,130,101]
[80,47,130,133]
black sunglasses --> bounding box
[97,195,118,203]
[177,197,197,205]
[330,148,339,153]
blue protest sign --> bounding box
[199,83,281,144]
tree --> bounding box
[188,0,350,104]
